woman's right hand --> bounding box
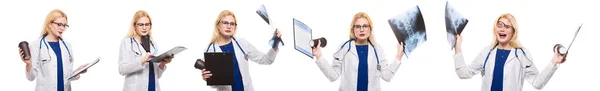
[312,41,322,60]
[140,53,153,65]
[201,69,212,81]
[19,48,31,65]
[454,34,463,55]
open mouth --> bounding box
[499,33,507,39]
[225,30,231,33]
[359,34,365,37]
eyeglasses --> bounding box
[135,23,152,27]
[353,24,371,30]
[496,21,513,30]
[220,21,237,26]
[52,22,69,28]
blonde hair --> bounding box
[126,10,153,38]
[349,12,375,42]
[491,13,522,48]
[208,10,237,45]
[40,9,68,37]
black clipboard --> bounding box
[204,52,234,85]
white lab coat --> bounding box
[26,37,79,91]
[204,37,278,91]
[454,46,558,91]
[316,41,402,91]
[118,38,165,91]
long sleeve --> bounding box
[157,62,166,79]
[454,48,488,79]
[118,39,144,75]
[26,42,39,81]
[316,57,342,82]
[525,62,558,90]
[240,38,278,65]
[315,43,348,82]
[66,42,80,81]
[520,49,558,90]
[151,43,166,79]
[375,45,401,82]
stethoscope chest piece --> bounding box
[377,65,381,71]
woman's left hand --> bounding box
[161,55,174,65]
[74,63,89,77]
[159,55,174,69]
[552,46,567,66]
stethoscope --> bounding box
[130,38,157,56]
[337,39,381,71]
[481,44,532,76]
[205,37,248,60]
[38,35,72,76]
[38,35,72,62]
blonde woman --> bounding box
[453,13,567,91]
[18,9,89,91]
[311,12,404,91]
[118,10,174,91]
[201,10,281,91]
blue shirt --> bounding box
[491,49,511,91]
[356,45,369,91]
[220,42,244,91]
[48,42,64,91]
[148,60,156,91]
[146,43,156,91]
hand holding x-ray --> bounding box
[257,4,284,49]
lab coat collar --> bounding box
[41,37,72,62]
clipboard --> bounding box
[293,18,314,58]
[559,23,583,54]
[150,46,187,63]
[68,57,100,81]
[204,52,234,85]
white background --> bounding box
[1,0,598,91]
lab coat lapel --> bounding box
[368,44,376,71]
[58,39,71,63]
[348,41,358,59]
[485,47,497,76]
[212,42,223,52]
[42,38,57,62]
[348,41,363,73]
[231,40,246,61]
[505,48,518,65]
[58,39,70,86]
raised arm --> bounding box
[240,38,278,65]
[378,43,403,82]
[523,48,563,90]
[454,35,486,79]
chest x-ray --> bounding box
[388,5,427,57]
[445,1,469,50]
